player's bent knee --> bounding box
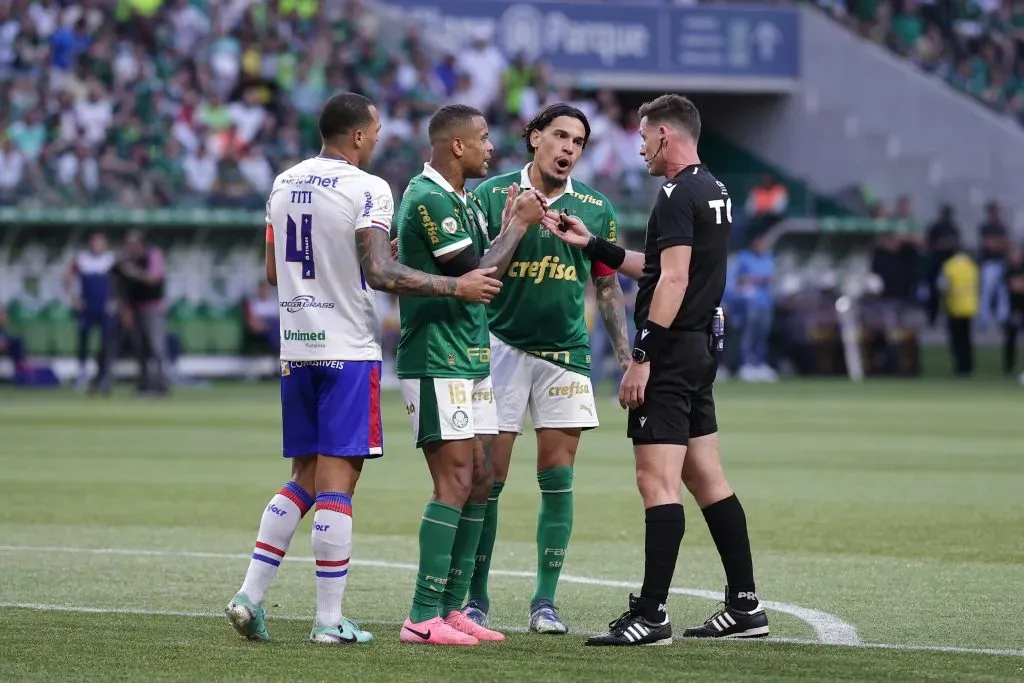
[424,439,475,506]
[635,468,681,508]
[434,465,473,506]
[536,427,581,471]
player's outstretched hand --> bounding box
[500,182,520,232]
[390,238,398,260]
[540,211,592,249]
[512,189,547,226]
[455,266,503,304]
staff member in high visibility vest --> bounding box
[940,249,979,376]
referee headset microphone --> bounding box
[644,132,667,167]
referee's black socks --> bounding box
[702,494,758,612]
[639,503,685,621]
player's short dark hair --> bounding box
[522,103,591,155]
[318,92,375,142]
[638,94,701,141]
[428,104,484,144]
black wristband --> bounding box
[633,320,669,364]
[582,235,626,270]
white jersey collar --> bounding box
[520,163,573,204]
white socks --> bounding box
[311,491,354,628]
[238,481,313,605]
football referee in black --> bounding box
[543,94,769,646]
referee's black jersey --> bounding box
[634,164,731,332]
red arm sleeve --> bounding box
[591,259,616,277]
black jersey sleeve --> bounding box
[654,182,695,251]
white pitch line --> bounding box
[0,545,860,646]
[2,601,1022,658]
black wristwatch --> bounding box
[631,347,649,364]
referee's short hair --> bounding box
[428,104,484,144]
[522,103,591,155]
[638,94,701,142]
[319,92,375,142]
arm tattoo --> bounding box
[479,227,525,275]
[594,274,631,369]
[355,228,457,297]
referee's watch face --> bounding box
[638,117,666,177]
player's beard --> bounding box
[539,167,567,190]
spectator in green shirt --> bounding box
[890,0,924,55]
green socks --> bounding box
[439,502,487,615]
[410,500,461,623]
[463,469,574,610]
[468,481,504,609]
[532,466,574,605]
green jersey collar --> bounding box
[423,163,468,205]
[520,163,574,205]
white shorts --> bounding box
[490,334,600,433]
[400,376,499,448]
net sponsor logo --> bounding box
[506,256,577,284]
[281,173,339,188]
[281,295,335,313]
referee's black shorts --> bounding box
[627,329,718,446]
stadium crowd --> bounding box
[0,0,650,210]
[819,0,1024,125]
[3,0,1024,387]
[4,0,1022,208]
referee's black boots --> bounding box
[585,594,673,646]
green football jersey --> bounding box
[395,165,492,379]
[474,166,618,376]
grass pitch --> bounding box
[1,378,1022,681]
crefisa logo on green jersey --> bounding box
[506,255,577,284]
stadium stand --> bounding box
[0,0,1018,382]
[816,0,1024,127]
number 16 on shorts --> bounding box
[400,377,498,448]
